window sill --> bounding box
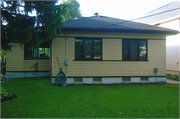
[24,58,50,60]
[73,60,149,62]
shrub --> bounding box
[166,73,179,81]
[1,87,8,99]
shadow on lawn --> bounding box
[1,93,18,102]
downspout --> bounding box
[65,34,68,77]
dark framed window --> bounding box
[24,42,50,59]
[75,37,102,60]
[122,39,147,61]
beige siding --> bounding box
[6,43,50,72]
[24,60,50,71]
[158,19,180,72]
[166,70,180,75]
[6,43,24,71]
[103,39,122,60]
[52,37,66,76]
[52,32,166,77]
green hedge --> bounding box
[166,73,179,81]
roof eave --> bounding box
[62,27,179,35]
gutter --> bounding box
[62,28,179,35]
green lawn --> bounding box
[1,77,179,118]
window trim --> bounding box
[75,37,102,61]
[122,39,148,61]
[24,43,50,59]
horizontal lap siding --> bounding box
[148,40,166,76]
[52,36,166,77]
[6,43,50,72]
[52,38,66,76]
[6,43,24,71]
[24,60,50,71]
[103,39,122,60]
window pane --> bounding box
[94,40,102,59]
[139,40,147,60]
[24,42,50,59]
[45,48,50,58]
[84,40,92,59]
[34,48,41,58]
[40,48,44,58]
[75,39,83,59]
[122,40,129,60]
[130,40,138,60]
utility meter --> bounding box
[64,60,68,66]
[154,68,158,73]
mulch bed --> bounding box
[1,94,18,102]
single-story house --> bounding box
[136,0,180,75]
[6,15,179,84]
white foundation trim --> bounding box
[6,72,50,79]
[102,77,122,84]
[67,78,74,84]
[131,77,141,83]
[83,77,93,84]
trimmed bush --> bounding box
[166,73,179,81]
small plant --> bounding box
[30,61,40,78]
[166,73,179,81]
[1,87,8,99]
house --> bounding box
[137,0,180,75]
[6,15,179,84]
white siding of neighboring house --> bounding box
[158,18,180,74]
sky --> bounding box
[76,0,175,20]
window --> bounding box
[123,77,130,82]
[24,42,50,59]
[141,77,148,81]
[74,77,82,82]
[93,77,102,82]
[75,38,102,60]
[122,39,147,61]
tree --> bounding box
[61,0,81,21]
[1,0,81,51]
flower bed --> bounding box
[1,87,17,102]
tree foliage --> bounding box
[62,0,81,21]
[1,0,81,50]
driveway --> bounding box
[167,79,180,84]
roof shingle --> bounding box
[62,15,179,35]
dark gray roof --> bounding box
[62,16,179,35]
[137,0,180,24]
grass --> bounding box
[1,77,179,118]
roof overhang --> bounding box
[62,27,179,35]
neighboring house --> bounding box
[137,0,180,75]
[6,15,179,84]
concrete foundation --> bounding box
[148,77,167,83]
[131,77,141,83]
[51,77,56,84]
[6,72,50,79]
[67,78,74,84]
[50,77,167,85]
[83,77,93,84]
[102,77,122,84]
